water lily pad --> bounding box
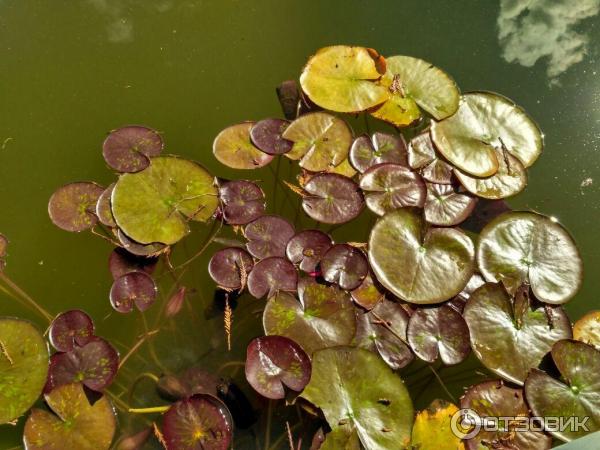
[375,55,459,127]
[219,180,265,225]
[573,311,600,349]
[407,131,453,184]
[455,146,527,199]
[108,247,158,280]
[431,92,543,177]
[286,230,333,273]
[369,208,475,304]
[359,163,426,216]
[0,317,49,424]
[157,366,219,401]
[320,244,368,290]
[424,183,477,226]
[162,394,233,450]
[102,125,163,173]
[461,380,551,450]
[95,183,117,227]
[48,182,105,232]
[208,247,254,290]
[319,425,361,450]
[301,346,413,450]
[245,335,311,399]
[407,305,470,365]
[247,257,297,299]
[355,298,413,370]
[411,400,465,450]
[463,283,572,384]
[249,119,293,155]
[301,173,364,224]
[349,133,408,173]
[350,272,385,310]
[45,337,119,392]
[111,156,218,245]
[477,211,583,303]
[524,340,600,442]
[49,310,95,352]
[327,157,358,178]
[244,215,295,259]
[299,45,388,113]
[282,112,353,172]
[263,281,356,355]
[109,271,157,313]
[116,229,168,257]
[24,383,116,450]
[213,122,274,169]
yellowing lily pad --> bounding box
[431,92,543,177]
[301,346,413,450]
[283,112,353,172]
[299,46,389,113]
[411,400,465,450]
[23,383,116,450]
[0,317,49,424]
[212,122,274,169]
[371,56,459,126]
[574,311,600,349]
[111,156,218,245]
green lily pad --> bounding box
[461,380,551,450]
[212,122,274,169]
[355,298,414,370]
[368,208,475,304]
[282,112,353,172]
[301,346,413,450]
[424,183,477,226]
[455,146,528,199]
[371,56,459,126]
[23,382,116,449]
[463,283,572,385]
[111,156,218,245]
[524,340,600,442]
[0,317,49,424]
[411,400,465,450]
[299,45,389,113]
[477,211,583,304]
[431,92,543,177]
[320,425,361,450]
[262,280,356,355]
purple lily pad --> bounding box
[302,173,364,224]
[162,394,233,450]
[244,215,295,259]
[245,335,311,399]
[117,229,168,257]
[247,257,297,299]
[109,271,158,313]
[48,182,105,232]
[407,131,453,184]
[250,119,293,155]
[355,298,414,370]
[108,247,158,280]
[320,244,368,290]
[407,305,470,365]
[349,132,408,173]
[102,125,163,173]
[285,229,333,273]
[208,247,254,290]
[219,180,266,225]
[424,183,477,226]
[157,366,219,401]
[49,310,95,352]
[95,183,117,228]
[359,163,426,216]
[45,337,119,392]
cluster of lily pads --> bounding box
[2,44,599,450]
[206,45,598,449]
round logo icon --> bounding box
[450,408,482,440]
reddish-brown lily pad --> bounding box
[95,183,117,227]
[320,244,368,290]
[350,272,385,310]
[102,125,163,173]
[247,257,298,299]
[349,133,408,173]
[244,215,295,259]
[48,182,105,232]
[424,183,477,226]
[250,118,293,155]
[245,335,311,399]
[49,309,95,352]
[407,131,453,184]
[301,173,364,224]
[108,247,158,280]
[109,271,157,313]
[285,229,333,273]
[208,247,254,290]
[219,180,266,225]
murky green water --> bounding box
[1,0,599,448]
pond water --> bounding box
[1,0,599,448]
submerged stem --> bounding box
[0,272,53,323]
